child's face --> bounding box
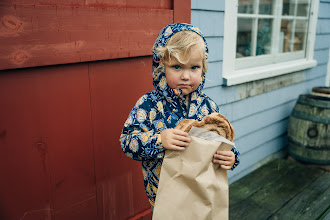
[164,46,203,95]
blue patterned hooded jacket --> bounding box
[120,23,240,207]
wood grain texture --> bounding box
[86,0,172,9]
[0,4,173,70]
[318,1,330,18]
[173,0,191,23]
[1,0,172,9]
[0,64,97,220]
[317,20,330,34]
[230,159,329,220]
[1,0,84,6]
[191,0,225,11]
[89,57,154,219]
[269,173,330,220]
[191,10,224,37]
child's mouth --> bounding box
[178,84,191,88]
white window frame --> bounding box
[223,0,319,86]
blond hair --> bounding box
[155,31,208,73]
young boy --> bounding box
[120,23,240,208]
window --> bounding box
[223,0,319,86]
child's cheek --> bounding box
[191,78,201,90]
[167,79,176,89]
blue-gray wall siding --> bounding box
[191,0,329,183]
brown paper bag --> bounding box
[153,127,234,220]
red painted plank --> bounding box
[89,57,154,219]
[0,64,97,219]
[86,0,172,9]
[1,0,84,6]
[173,0,191,23]
[129,208,152,220]
[0,4,173,70]
[1,0,172,9]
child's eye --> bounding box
[191,66,200,70]
[172,65,181,70]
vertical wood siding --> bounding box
[0,0,191,219]
[191,0,329,183]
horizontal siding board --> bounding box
[217,72,326,122]
[304,63,328,80]
[203,85,237,105]
[1,0,84,5]
[306,75,328,88]
[86,0,173,9]
[0,4,173,70]
[318,2,330,18]
[314,48,330,65]
[191,0,224,11]
[231,100,295,139]
[204,61,223,88]
[235,119,289,155]
[191,10,224,37]
[315,34,330,49]
[205,37,223,62]
[204,61,327,106]
[228,135,288,182]
[317,19,330,34]
[1,0,173,9]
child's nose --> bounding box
[181,70,190,80]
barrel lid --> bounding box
[312,87,330,98]
[298,94,330,109]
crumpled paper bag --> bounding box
[153,126,235,220]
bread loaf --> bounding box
[175,113,235,142]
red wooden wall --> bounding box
[0,0,190,219]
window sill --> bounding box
[223,59,317,86]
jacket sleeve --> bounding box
[231,146,240,170]
[119,97,165,161]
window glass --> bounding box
[281,19,294,52]
[223,0,316,85]
[236,18,253,58]
[282,0,296,16]
[238,0,255,14]
[259,0,273,15]
[297,0,309,16]
[294,20,307,51]
[257,19,272,55]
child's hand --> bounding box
[161,129,191,151]
[213,150,235,170]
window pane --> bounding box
[282,0,296,16]
[297,0,309,16]
[236,18,253,58]
[294,20,307,51]
[238,0,255,14]
[257,19,272,55]
[259,0,273,15]
[280,19,294,52]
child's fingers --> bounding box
[216,150,234,156]
[213,158,232,166]
[213,153,233,161]
[220,164,232,170]
[173,134,191,143]
[167,144,186,151]
[171,139,189,147]
[172,129,189,137]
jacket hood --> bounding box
[152,23,209,104]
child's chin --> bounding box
[181,89,192,95]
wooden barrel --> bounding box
[312,86,330,98]
[288,94,330,165]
